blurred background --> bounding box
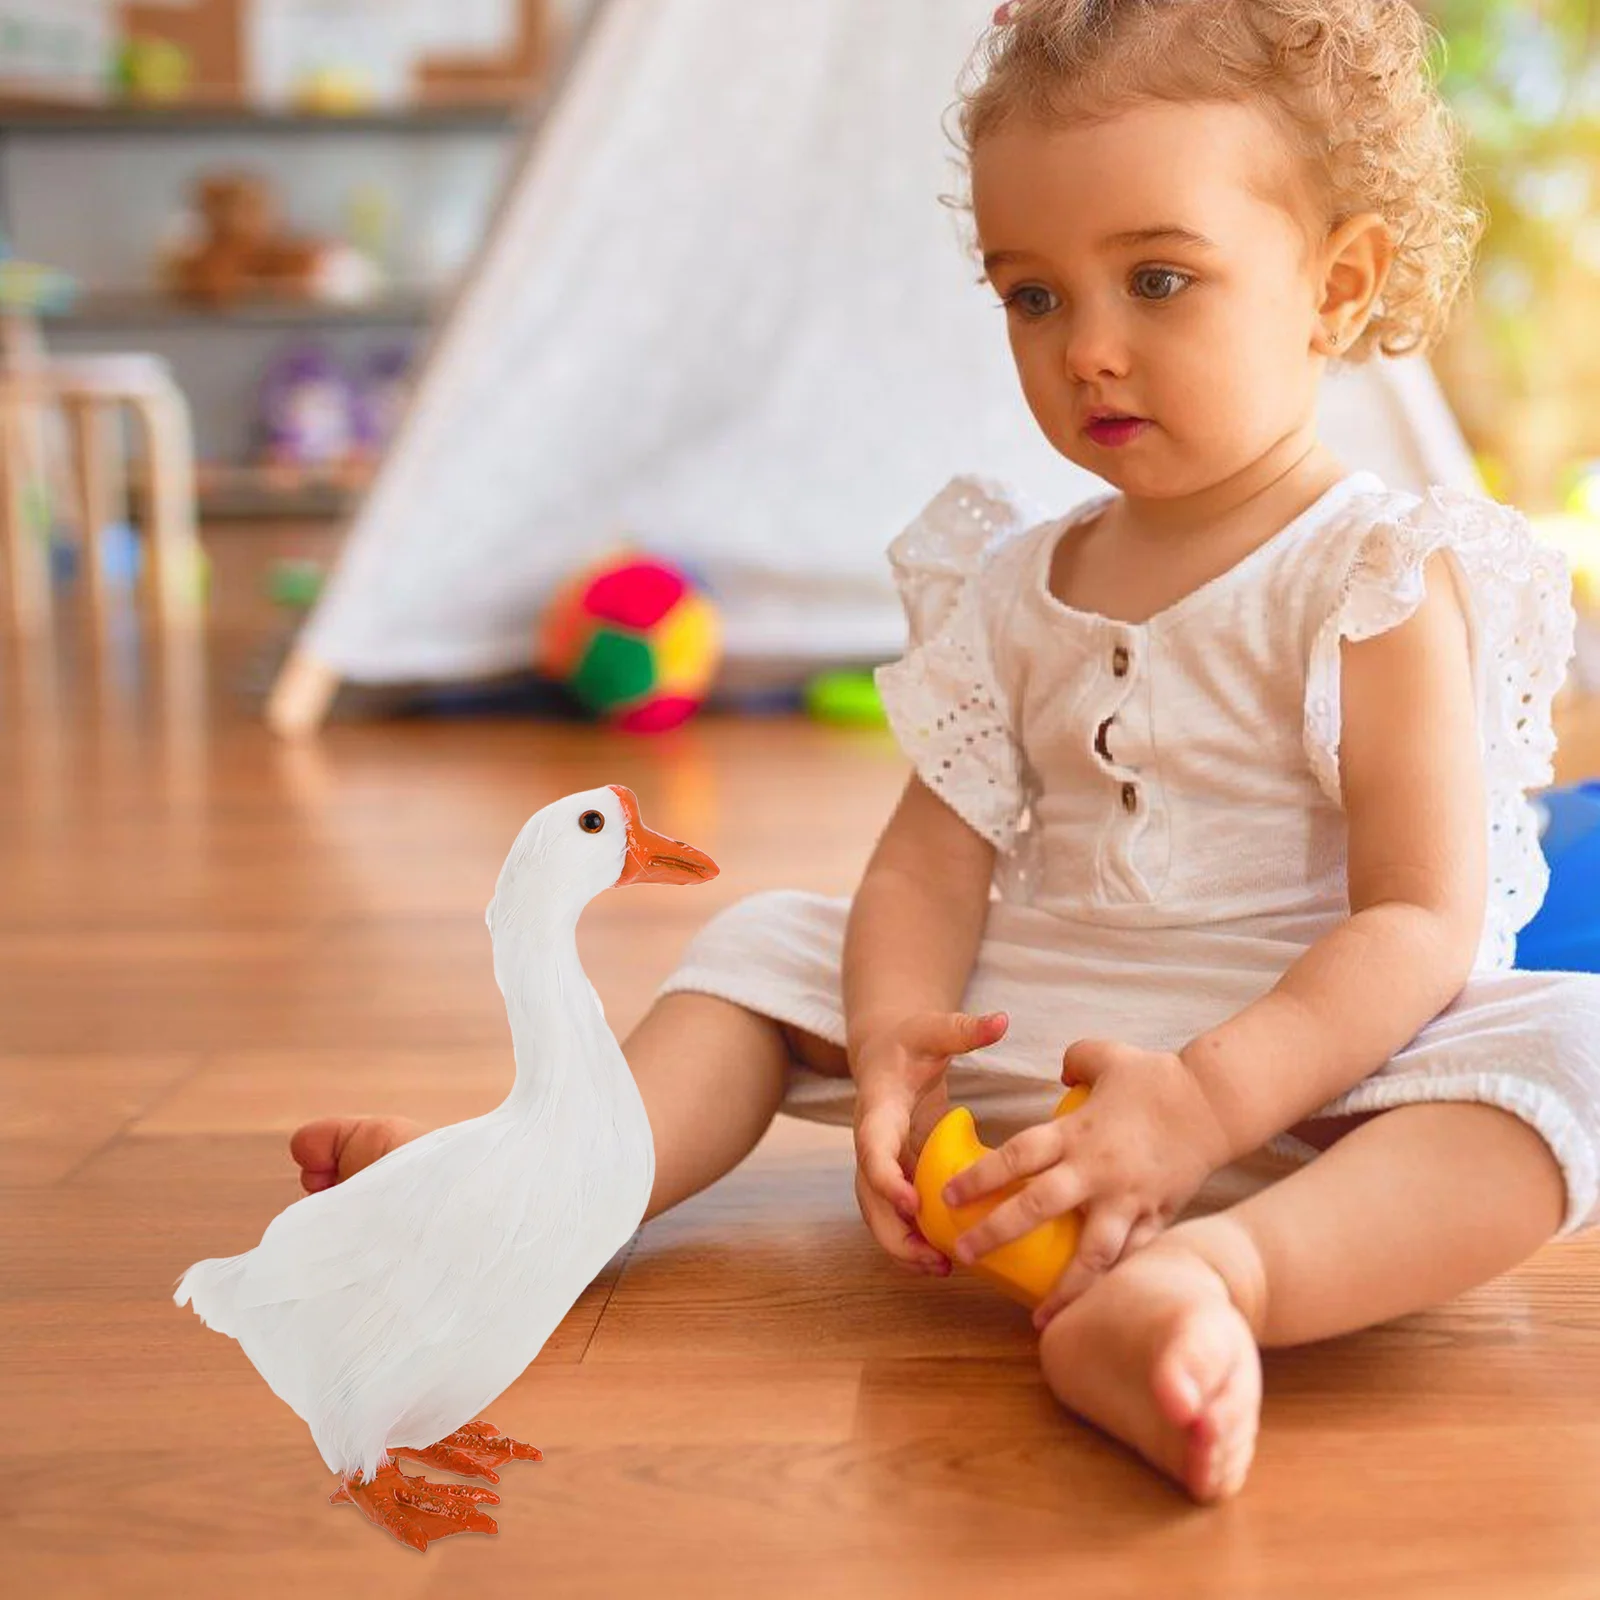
[0,0,1593,722]
[0,0,586,652]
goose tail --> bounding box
[173,1252,252,1337]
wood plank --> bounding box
[0,1052,197,1184]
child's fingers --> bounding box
[854,1102,919,1214]
[1123,1216,1166,1256]
[853,1169,950,1273]
[907,1080,951,1158]
[851,1164,937,1267]
[940,1120,1065,1209]
[1030,1203,1140,1328]
[949,1164,1086,1266]
[902,1010,1009,1065]
[902,1225,952,1275]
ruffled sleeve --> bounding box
[1303,485,1577,969]
[874,474,1043,852]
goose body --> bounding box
[175,785,716,1489]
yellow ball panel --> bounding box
[654,593,722,695]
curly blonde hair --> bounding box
[955,0,1486,360]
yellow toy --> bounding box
[912,1085,1091,1308]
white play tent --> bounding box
[268,0,1479,735]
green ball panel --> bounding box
[570,628,656,710]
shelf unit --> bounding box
[0,102,527,135]
[57,287,439,331]
[131,457,377,519]
[0,97,526,521]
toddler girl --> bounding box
[293,0,1600,1504]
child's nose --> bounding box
[1058,312,1131,383]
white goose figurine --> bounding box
[175,784,717,1550]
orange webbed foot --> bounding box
[391,1418,544,1484]
[330,1462,501,1552]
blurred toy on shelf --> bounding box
[101,0,552,114]
[160,172,384,308]
[352,345,414,460]
[253,341,414,479]
[257,343,359,469]
[292,65,377,115]
[345,183,397,277]
[537,551,722,733]
[0,252,78,322]
[116,34,192,102]
[162,171,319,304]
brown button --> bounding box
[1121,782,1139,813]
[1112,645,1131,677]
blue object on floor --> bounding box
[1517,782,1600,973]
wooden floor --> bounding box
[6,614,1600,1600]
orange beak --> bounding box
[609,784,719,887]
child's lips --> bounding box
[1085,415,1151,448]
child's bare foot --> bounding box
[1036,1230,1263,1503]
[289,1115,424,1193]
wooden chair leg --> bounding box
[130,384,202,630]
[66,395,113,623]
[1,313,90,635]
[0,396,51,635]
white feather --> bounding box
[175,786,658,1482]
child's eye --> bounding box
[1130,267,1192,302]
[999,285,1059,318]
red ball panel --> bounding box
[585,562,687,630]
[615,694,700,733]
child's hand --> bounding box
[935,1039,1232,1324]
[850,1010,1010,1275]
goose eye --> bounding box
[579,810,607,834]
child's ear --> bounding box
[1315,210,1394,352]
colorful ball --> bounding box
[537,551,721,732]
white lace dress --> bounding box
[659,469,1600,1233]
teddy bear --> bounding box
[166,172,327,306]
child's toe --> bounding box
[1171,1329,1259,1501]
[1151,1303,1242,1428]
[289,1117,349,1183]
[290,1114,423,1190]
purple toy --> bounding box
[353,345,414,459]
[258,343,358,468]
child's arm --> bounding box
[843,774,998,1058]
[843,774,1010,1264]
[1181,550,1486,1157]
